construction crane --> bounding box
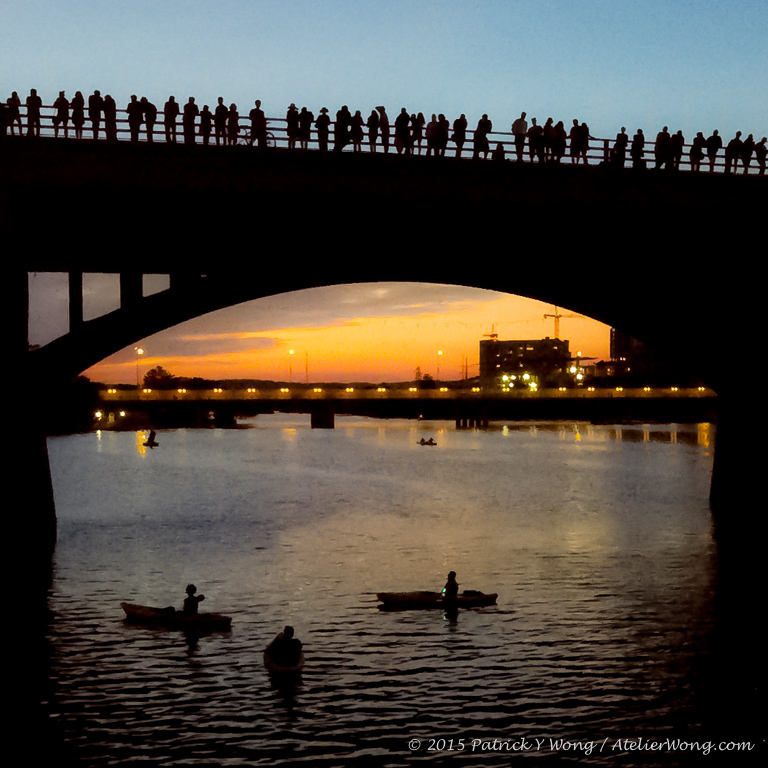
[543,306,582,340]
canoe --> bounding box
[121,602,232,631]
[264,649,305,674]
[376,590,498,610]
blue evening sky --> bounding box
[3,0,766,141]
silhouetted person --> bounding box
[6,92,22,135]
[141,97,157,142]
[425,113,438,156]
[612,127,628,167]
[334,105,351,152]
[412,112,425,154]
[654,126,671,169]
[669,130,685,170]
[103,95,117,142]
[249,100,267,147]
[443,571,459,599]
[200,105,212,145]
[472,114,492,159]
[164,96,179,143]
[754,137,767,175]
[53,91,69,138]
[71,91,85,139]
[376,106,390,153]
[366,109,379,152]
[630,129,645,169]
[542,117,555,162]
[527,117,544,162]
[492,142,506,162]
[214,97,228,146]
[511,112,527,162]
[568,119,582,164]
[689,132,705,172]
[706,130,722,172]
[577,122,592,164]
[126,95,143,143]
[350,109,365,152]
[266,626,303,667]
[26,88,42,137]
[183,97,199,145]
[298,106,314,149]
[182,584,205,615]
[741,133,755,174]
[725,131,742,174]
[452,113,467,158]
[395,107,411,154]
[551,120,567,163]
[286,103,299,149]
[227,103,239,145]
[316,107,331,151]
[436,114,449,156]
[88,90,103,140]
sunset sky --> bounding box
[10,1,766,383]
[28,275,611,383]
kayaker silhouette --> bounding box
[265,625,303,667]
[443,571,459,598]
[182,584,205,615]
[143,430,159,448]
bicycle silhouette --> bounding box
[238,127,276,147]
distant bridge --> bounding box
[95,385,718,429]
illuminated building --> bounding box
[479,338,575,390]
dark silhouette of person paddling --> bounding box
[443,571,459,599]
[182,584,205,615]
[266,626,303,667]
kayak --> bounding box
[120,602,232,631]
[264,649,305,674]
[376,590,498,610]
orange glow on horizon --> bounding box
[84,293,611,385]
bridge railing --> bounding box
[3,100,765,175]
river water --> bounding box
[39,416,760,766]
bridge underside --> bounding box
[6,140,764,546]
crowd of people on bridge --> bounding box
[2,87,766,175]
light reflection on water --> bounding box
[42,416,748,766]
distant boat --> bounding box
[418,438,437,446]
[376,590,497,611]
[143,430,159,448]
[120,602,232,631]
[264,649,305,674]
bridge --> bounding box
[95,385,718,430]
[5,123,765,567]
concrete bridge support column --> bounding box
[709,395,761,540]
[311,402,335,429]
[15,268,56,590]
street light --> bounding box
[135,347,144,388]
[288,347,309,383]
